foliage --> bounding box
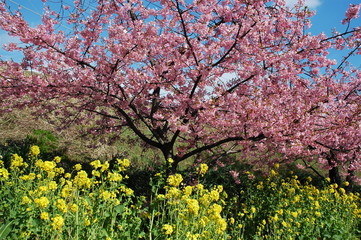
[26,129,59,156]
[0,0,360,180]
[0,147,360,239]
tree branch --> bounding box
[112,104,162,149]
[178,133,265,161]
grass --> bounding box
[0,107,163,169]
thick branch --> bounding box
[178,133,266,161]
[112,104,162,149]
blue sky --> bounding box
[0,0,360,65]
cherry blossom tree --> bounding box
[0,0,360,183]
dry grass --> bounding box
[0,106,162,168]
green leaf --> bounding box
[115,204,125,214]
[0,221,13,239]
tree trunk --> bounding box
[327,151,341,186]
[345,170,354,193]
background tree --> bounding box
[0,0,360,181]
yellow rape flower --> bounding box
[157,194,166,200]
[124,187,134,196]
[100,190,113,201]
[41,161,56,172]
[270,169,277,177]
[29,146,40,157]
[291,211,298,218]
[73,170,92,189]
[10,154,24,169]
[54,167,65,175]
[38,185,48,192]
[167,174,183,187]
[73,164,82,171]
[117,158,131,171]
[165,187,181,200]
[92,170,100,177]
[34,197,50,209]
[197,163,209,176]
[48,181,58,190]
[215,217,227,234]
[21,196,32,205]
[55,199,68,213]
[35,159,43,168]
[108,172,123,182]
[84,217,91,226]
[183,186,193,196]
[19,173,36,181]
[196,183,204,192]
[69,203,78,213]
[250,206,256,213]
[101,161,109,172]
[53,156,61,163]
[119,185,134,196]
[51,215,64,231]
[21,231,31,237]
[162,224,173,235]
[208,203,223,216]
[314,200,320,209]
[199,193,211,207]
[200,216,209,227]
[281,221,289,228]
[0,168,9,179]
[61,184,73,198]
[90,160,102,169]
[209,189,220,201]
[186,199,200,215]
[48,171,56,179]
[40,212,49,220]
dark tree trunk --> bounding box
[327,151,341,186]
[345,170,355,193]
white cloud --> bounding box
[285,0,322,9]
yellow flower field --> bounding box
[0,146,360,239]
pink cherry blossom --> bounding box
[342,4,361,25]
[0,0,359,183]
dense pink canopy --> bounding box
[0,0,360,182]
